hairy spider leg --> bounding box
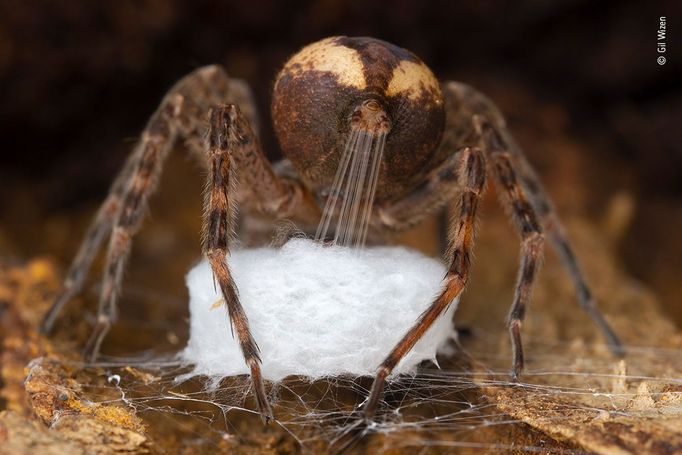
[444,81,622,359]
[203,104,274,422]
[363,147,486,419]
[501,131,625,356]
[40,154,134,333]
[474,117,545,378]
[476,116,624,368]
[41,65,318,423]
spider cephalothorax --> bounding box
[42,36,624,424]
[272,36,445,202]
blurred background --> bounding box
[0,0,680,328]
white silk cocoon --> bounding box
[182,239,458,381]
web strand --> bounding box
[315,129,387,248]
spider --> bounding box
[40,36,623,422]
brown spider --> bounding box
[41,36,623,422]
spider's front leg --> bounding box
[363,146,486,420]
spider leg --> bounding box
[202,104,275,422]
[363,146,486,420]
[43,65,315,422]
[44,66,224,338]
[42,66,316,367]
[474,117,545,379]
[83,92,186,361]
[476,116,623,368]
[501,133,624,356]
[40,155,134,333]
[441,81,622,362]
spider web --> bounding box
[19,209,682,453]
[36,329,682,454]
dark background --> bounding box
[0,0,680,325]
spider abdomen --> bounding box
[271,36,445,201]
